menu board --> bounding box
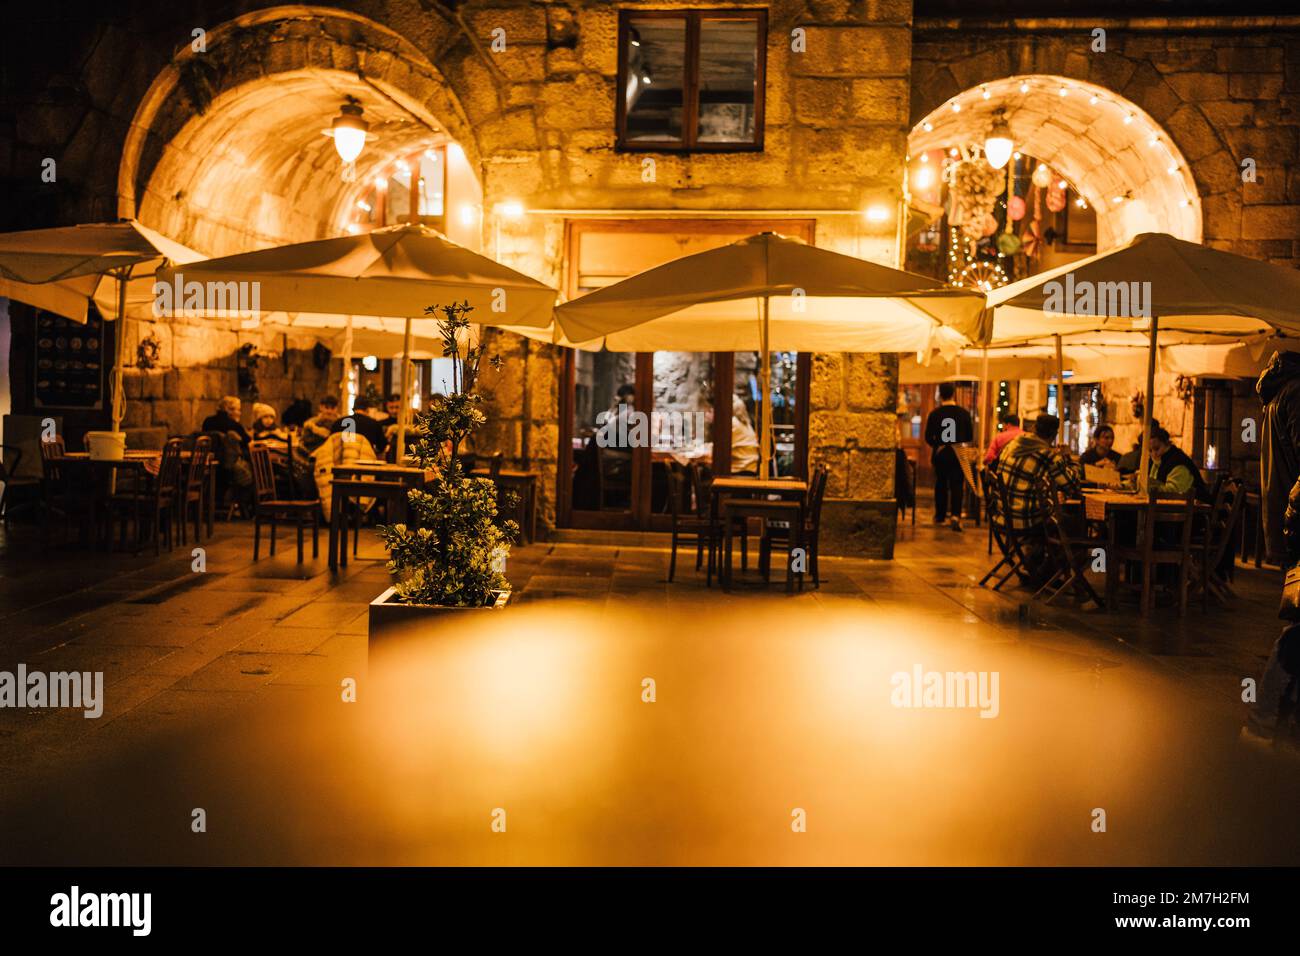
[33,309,105,410]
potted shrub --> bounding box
[369,301,517,649]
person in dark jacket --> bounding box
[1147,428,1210,501]
[924,381,974,531]
[200,396,250,451]
[1246,350,1300,743]
[1079,424,1121,469]
[332,396,387,457]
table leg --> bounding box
[328,491,341,572]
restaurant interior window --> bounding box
[350,147,448,233]
[733,350,797,476]
[618,10,766,151]
[1195,380,1232,470]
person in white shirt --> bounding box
[730,394,760,475]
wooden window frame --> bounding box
[615,8,767,154]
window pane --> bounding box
[417,149,445,217]
[697,18,758,144]
[624,18,686,143]
[732,351,797,476]
[572,351,637,511]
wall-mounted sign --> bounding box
[33,309,105,410]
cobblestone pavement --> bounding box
[0,516,1295,864]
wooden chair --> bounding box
[667,464,716,583]
[250,442,320,563]
[978,469,1040,591]
[38,436,69,543]
[0,444,41,528]
[1192,476,1245,609]
[760,464,829,588]
[595,444,632,510]
[107,438,184,554]
[1035,500,1105,608]
[177,436,212,546]
[1107,493,1198,616]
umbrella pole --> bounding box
[979,347,991,456]
[1054,333,1065,447]
[398,316,413,463]
[760,297,773,480]
[341,315,353,413]
[111,270,128,434]
[110,270,128,495]
[1138,316,1159,495]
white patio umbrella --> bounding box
[986,232,1300,488]
[552,232,986,478]
[0,220,203,434]
[157,223,557,460]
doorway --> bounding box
[558,218,814,530]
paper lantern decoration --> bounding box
[1007,195,1026,221]
[1046,180,1067,212]
[1022,218,1043,258]
[981,213,999,237]
[1032,163,1052,189]
[996,232,1023,256]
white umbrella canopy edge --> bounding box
[986,232,1300,489]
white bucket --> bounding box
[86,430,126,461]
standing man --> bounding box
[1248,351,1300,744]
[925,381,974,531]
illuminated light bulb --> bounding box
[1179,198,1191,207]
[914,166,934,189]
[923,121,933,132]
[356,199,372,212]
[951,102,961,112]
[395,159,410,174]
[983,113,1014,170]
[1058,180,1068,190]
[1089,94,1099,105]
[919,152,929,163]
[865,205,890,223]
[459,203,478,227]
[1112,195,1125,203]
[346,223,361,234]
[1168,164,1179,175]
[981,87,991,100]
[1123,113,1134,124]
[949,147,959,157]
[326,102,369,164]
[1013,151,1021,160]
[1058,85,1068,97]
[1148,136,1159,147]
[1076,198,1087,209]
[1019,80,1029,93]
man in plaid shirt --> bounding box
[993,413,1080,531]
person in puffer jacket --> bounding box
[1246,350,1300,743]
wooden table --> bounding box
[328,463,428,571]
[710,476,808,502]
[1081,490,1208,522]
[472,468,540,544]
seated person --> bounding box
[331,396,387,458]
[201,395,250,452]
[731,394,760,476]
[281,398,313,430]
[1117,418,1159,475]
[983,412,1023,467]
[301,396,340,453]
[1148,427,1209,500]
[996,413,1082,532]
[1079,424,1121,468]
[250,402,288,443]
[377,393,402,430]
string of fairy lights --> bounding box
[912,75,1199,292]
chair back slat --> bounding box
[248,443,278,504]
[156,438,186,495]
[40,437,65,482]
[185,436,212,495]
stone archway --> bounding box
[908,74,1202,251]
[117,4,483,255]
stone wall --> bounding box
[912,17,1300,267]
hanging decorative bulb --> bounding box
[1032,163,1052,189]
[323,99,372,181]
[983,112,1013,171]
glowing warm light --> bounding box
[326,102,369,164]
[1013,151,1021,160]
[1058,85,1068,97]
[1089,94,1099,105]
[362,355,379,372]
[1124,113,1134,124]
[356,200,372,212]
[983,114,1013,171]
[1168,165,1180,175]
[395,159,411,174]
[345,223,361,234]
[1057,180,1068,190]
[865,205,890,223]
[951,102,961,113]
[914,166,934,189]
[459,203,479,227]
[1019,80,1029,93]
[981,86,991,100]
[949,147,959,158]
[922,121,933,132]
[919,152,929,163]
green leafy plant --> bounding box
[378,301,516,606]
